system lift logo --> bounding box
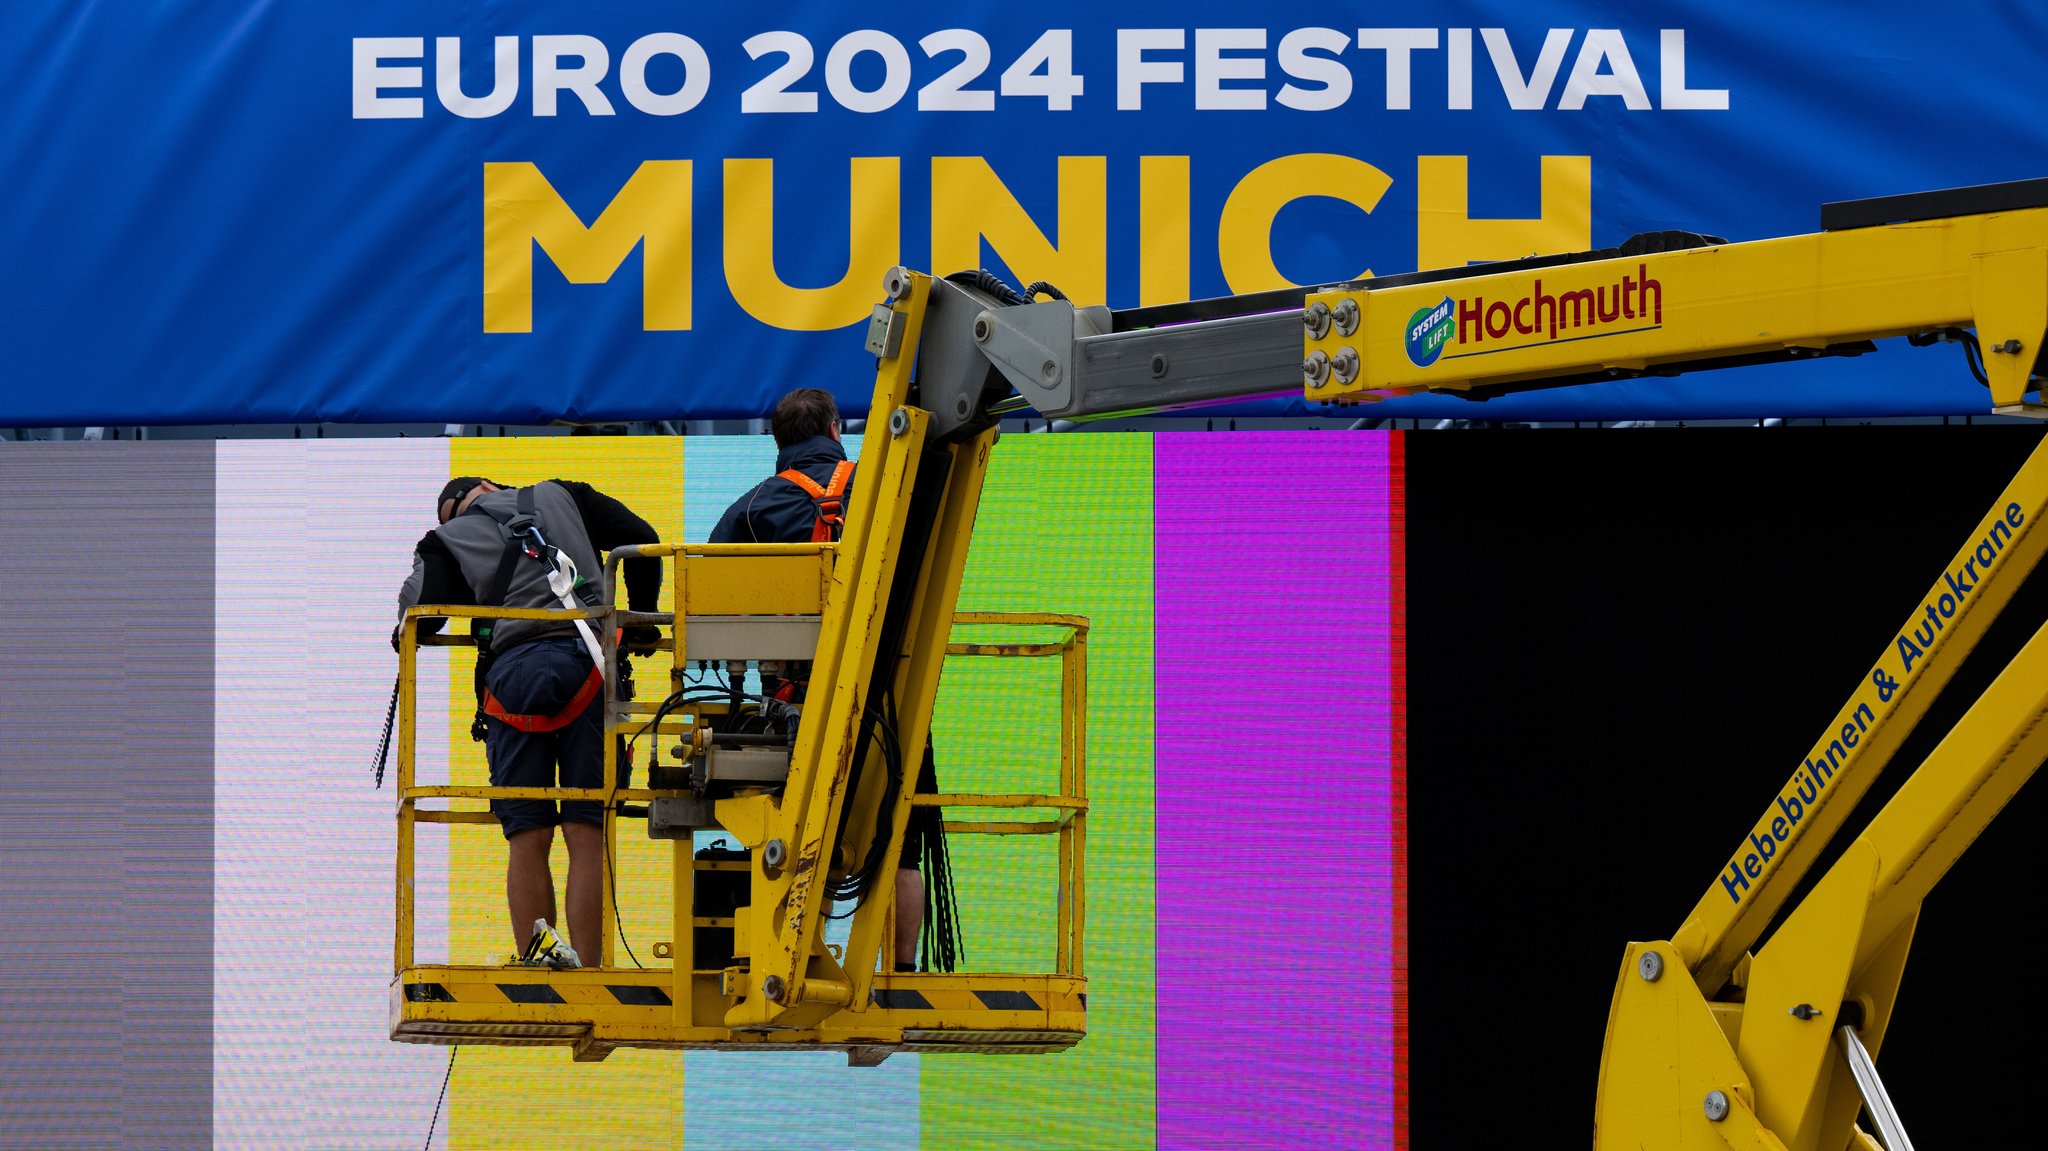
[1405,297,1455,368]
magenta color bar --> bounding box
[1153,433,1405,1150]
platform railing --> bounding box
[392,568,1089,1056]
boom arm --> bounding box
[1670,448,2048,995]
[900,178,2048,444]
[1593,446,2048,1148]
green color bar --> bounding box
[922,434,1157,1149]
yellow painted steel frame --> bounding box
[1593,437,2048,1149]
[391,270,1091,1060]
[1306,205,2048,414]
[392,603,635,975]
[712,270,961,1032]
[391,603,1088,1060]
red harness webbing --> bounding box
[482,664,603,733]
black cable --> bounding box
[625,685,753,772]
[608,678,788,959]
[607,681,749,969]
[920,799,964,973]
[1020,280,1068,302]
[1965,332,1990,386]
[825,704,905,913]
[373,672,401,788]
[423,1046,456,1149]
[944,268,1027,306]
[602,818,646,969]
[827,441,949,890]
[894,695,963,974]
[1910,328,1990,386]
[824,709,901,909]
[684,659,733,691]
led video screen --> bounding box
[13,428,2046,1149]
[14,432,1403,1149]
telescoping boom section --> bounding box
[922,179,2048,432]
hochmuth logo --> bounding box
[1408,263,1665,365]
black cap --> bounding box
[437,477,491,523]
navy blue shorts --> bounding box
[482,638,629,838]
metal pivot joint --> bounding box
[1331,297,1360,337]
[1304,300,1332,340]
[1303,350,1331,387]
[1330,347,1360,385]
[865,267,911,359]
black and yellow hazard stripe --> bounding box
[403,979,672,1007]
[871,987,1044,1012]
[395,968,1085,1058]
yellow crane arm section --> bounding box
[1305,199,2048,414]
[1593,452,2048,1146]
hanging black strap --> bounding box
[372,671,401,788]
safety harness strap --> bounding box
[776,460,856,543]
[461,485,610,742]
[482,663,603,733]
[477,486,539,651]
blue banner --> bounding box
[2,2,2042,425]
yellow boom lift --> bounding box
[390,178,2048,1110]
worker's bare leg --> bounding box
[895,867,923,969]
[562,821,606,964]
[505,826,557,952]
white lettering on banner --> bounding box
[1195,28,1265,111]
[1558,29,1649,111]
[741,31,817,114]
[1276,28,1352,112]
[354,27,1729,118]
[437,37,518,119]
[1659,30,1729,110]
[353,38,424,118]
[917,29,996,111]
[1355,28,1438,111]
[1001,30,1084,110]
[532,35,614,117]
[1484,28,1574,110]
[620,34,712,115]
[1117,29,1183,110]
[823,30,912,114]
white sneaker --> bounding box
[518,919,582,969]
